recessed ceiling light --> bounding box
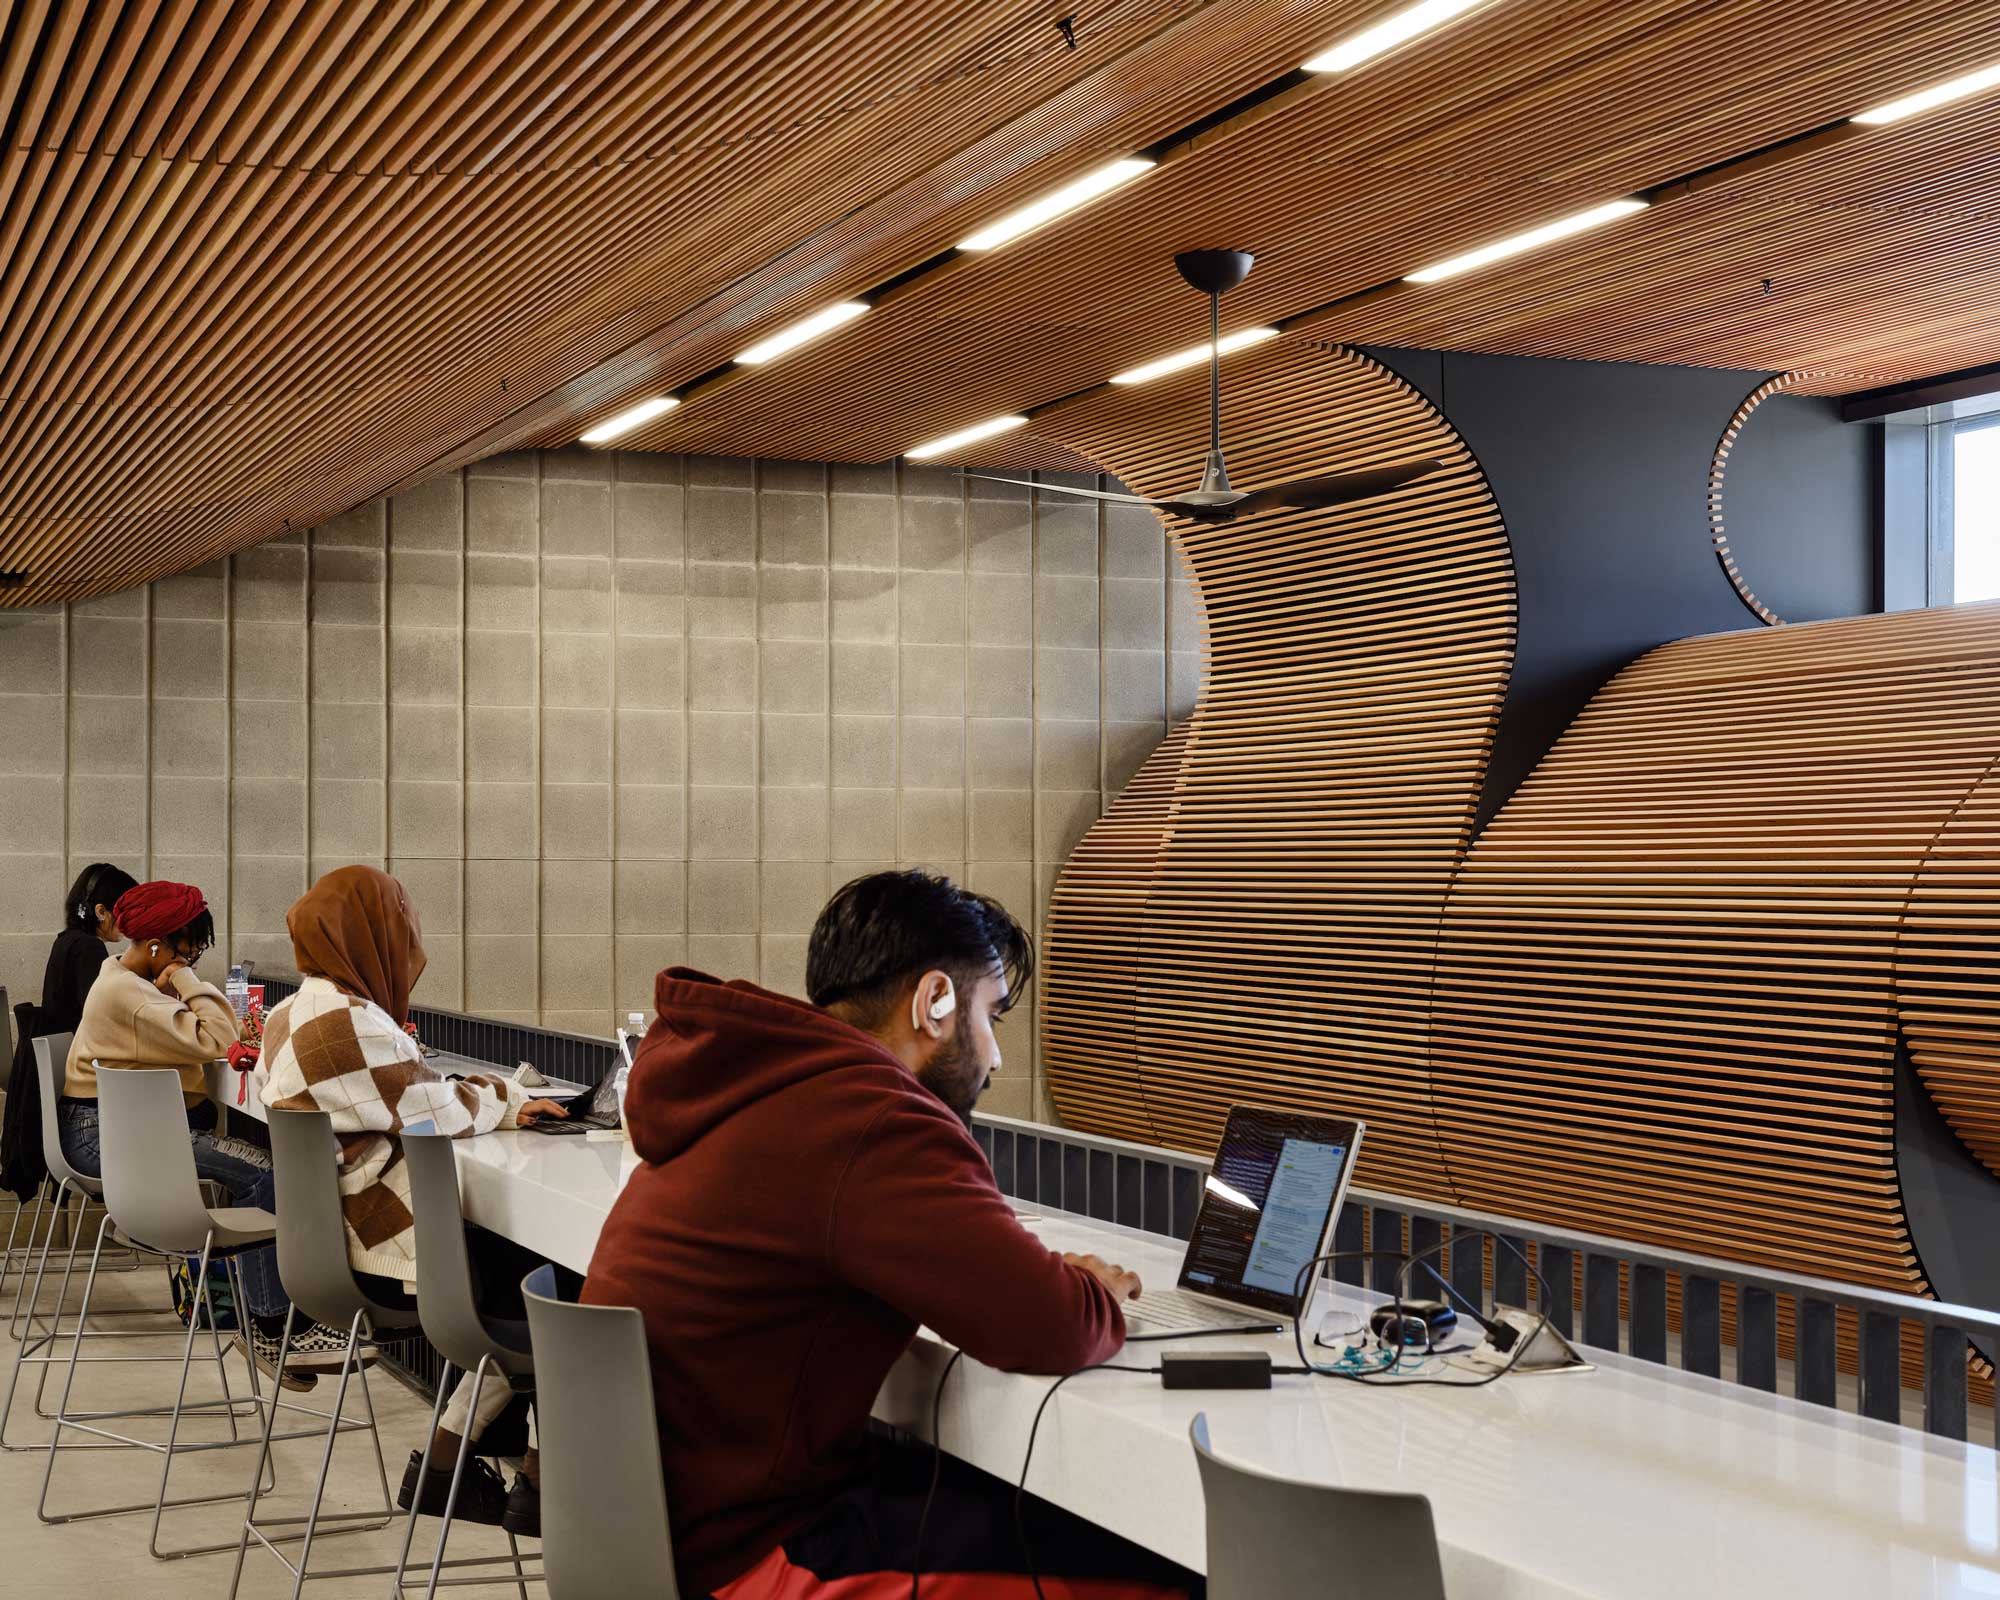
[580,395,680,444]
[735,301,872,366]
[957,159,1155,251]
[1404,198,1648,283]
[1852,62,2000,125]
[1303,0,1492,72]
[1110,327,1279,385]
[906,415,1028,460]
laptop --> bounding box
[524,1031,634,1137]
[1122,1106,1365,1336]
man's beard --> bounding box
[916,1026,984,1130]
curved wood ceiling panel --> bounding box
[1037,340,1516,1198]
[8,0,2000,603]
[1433,603,2000,1297]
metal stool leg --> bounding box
[228,1304,296,1600]
[229,1309,400,1597]
[0,1182,49,1335]
[388,1357,459,1596]
[423,1353,493,1599]
[0,1179,75,1448]
[290,1308,369,1600]
[37,1222,267,1549]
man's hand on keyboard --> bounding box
[1065,1252,1142,1302]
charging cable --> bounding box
[1011,1363,1161,1600]
[909,1349,964,1600]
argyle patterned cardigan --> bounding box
[259,975,530,1282]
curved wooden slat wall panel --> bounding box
[1433,603,2000,1298]
[1035,340,1516,1197]
[1898,760,2000,1181]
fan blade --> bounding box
[957,473,1167,509]
[1227,459,1444,516]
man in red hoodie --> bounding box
[585,871,1193,1598]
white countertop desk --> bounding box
[208,1063,2000,1598]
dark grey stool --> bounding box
[521,1265,679,1600]
[1190,1413,1448,1599]
[392,1131,541,1597]
[230,1107,416,1599]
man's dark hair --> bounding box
[806,871,1033,1025]
[64,862,137,931]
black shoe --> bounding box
[501,1472,540,1538]
[396,1448,509,1526]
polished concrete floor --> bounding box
[2,1201,536,1600]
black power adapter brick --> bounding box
[1159,1351,1273,1390]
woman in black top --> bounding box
[41,861,139,1032]
[0,861,139,1199]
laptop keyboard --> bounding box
[1125,1288,1281,1333]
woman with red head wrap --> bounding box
[59,881,320,1390]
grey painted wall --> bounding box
[1368,348,1881,824]
[0,450,1202,1121]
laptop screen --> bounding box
[1176,1107,1364,1316]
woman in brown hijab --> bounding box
[259,866,566,1531]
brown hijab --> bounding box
[286,865,427,1025]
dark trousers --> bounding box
[717,1440,1201,1598]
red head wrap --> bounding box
[113,881,208,942]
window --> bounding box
[1951,417,2000,603]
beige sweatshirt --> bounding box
[65,962,239,1103]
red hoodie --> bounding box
[583,969,1127,1597]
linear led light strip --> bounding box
[1303,0,1492,72]
[736,300,870,365]
[1852,61,2000,124]
[957,158,1155,251]
[579,394,679,444]
[1111,327,1278,385]
[1404,197,1649,283]
[905,415,1027,459]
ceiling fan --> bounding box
[962,250,1441,523]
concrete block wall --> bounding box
[0,451,1202,1119]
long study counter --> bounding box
[206,1061,2000,1599]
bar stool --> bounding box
[231,1107,419,1599]
[3,1025,146,1346]
[38,1067,279,1558]
[392,1131,541,1598]
[1189,1413,1447,1599]
[1,1039,183,1452]
[521,1266,680,1600]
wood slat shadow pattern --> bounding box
[1434,603,2000,1306]
[1036,339,1516,1198]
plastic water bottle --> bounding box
[614,1012,645,1125]
[226,964,249,1020]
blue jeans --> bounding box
[57,1097,291,1324]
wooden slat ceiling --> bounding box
[8,0,2000,604]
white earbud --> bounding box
[924,979,956,1024]
[149,943,159,957]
